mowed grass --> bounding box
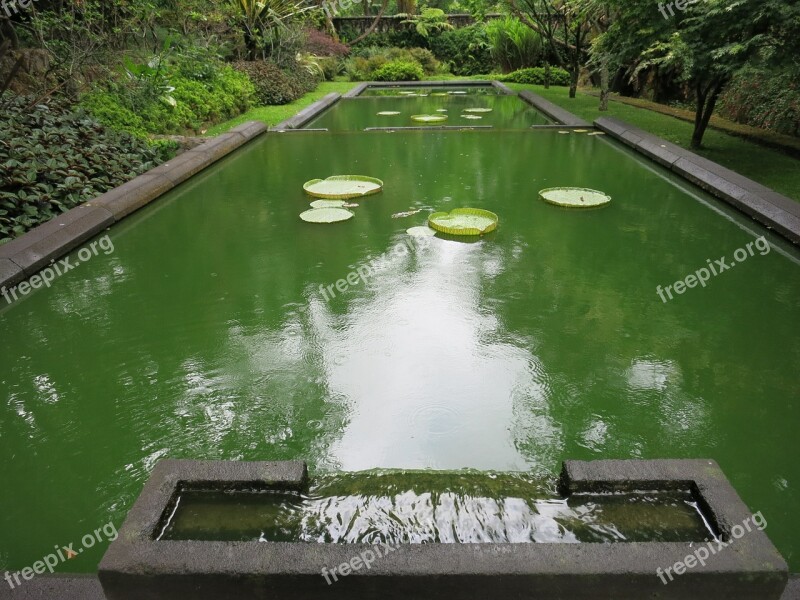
[206,82,356,136]
[507,84,800,201]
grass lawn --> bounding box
[507,84,800,201]
[206,82,356,136]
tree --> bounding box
[597,0,800,148]
[508,0,591,97]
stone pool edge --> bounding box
[0,121,267,293]
[93,458,788,600]
[593,116,800,244]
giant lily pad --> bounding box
[539,187,611,208]
[303,175,383,199]
[463,108,492,113]
[377,111,401,116]
[310,199,346,208]
[428,208,498,236]
[410,114,448,123]
[461,115,482,120]
[300,207,355,223]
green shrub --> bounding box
[0,94,162,242]
[317,56,344,81]
[429,25,493,76]
[82,60,255,136]
[232,59,318,105]
[344,47,441,80]
[719,67,800,137]
[484,17,543,72]
[386,47,441,75]
[502,66,570,86]
[372,60,424,82]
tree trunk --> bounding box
[568,65,578,99]
[691,81,723,149]
[349,0,390,45]
[543,61,550,89]
[599,55,609,111]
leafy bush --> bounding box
[344,46,440,80]
[484,17,543,72]
[317,56,344,81]
[387,47,441,75]
[0,94,163,242]
[428,25,494,76]
[718,67,800,136]
[304,27,350,57]
[372,60,424,82]
[502,66,570,86]
[232,59,319,105]
[82,58,255,136]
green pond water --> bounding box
[358,85,504,97]
[0,129,799,573]
[304,94,552,130]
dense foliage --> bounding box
[82,54,255,137]
[502,66,570,86]
[0,95,163,242]
[232,59,319,105]
[344,46,441,81]
[428,25,494,76]
[719,68,800,137]
[373,59,425,81]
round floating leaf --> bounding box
[435,109,448,112]
[377,111,401,116]
[431,92,448,96]
[310,199,346,208]
[407,226,437,237]
[558,130,570,134]
[428,208,498,236]
[463,108,492,113]
[573,129,589,133]
[410,114,448,123]
[399,91,417,95]
[304,175,384,199]
[587,131,606,136]
[448,91,467,95]
[461,114,482,120]
[300,207,355,223]
[539,187,611,208]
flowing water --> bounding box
[1,125,798,572]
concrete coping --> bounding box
[272,93,341,130]
[0,121,267,294]
[594,116,800,244]
[98,458,788,600]
[517,89,590,126]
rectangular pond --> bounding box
[303,94,553,130]
[0,126,798,574]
